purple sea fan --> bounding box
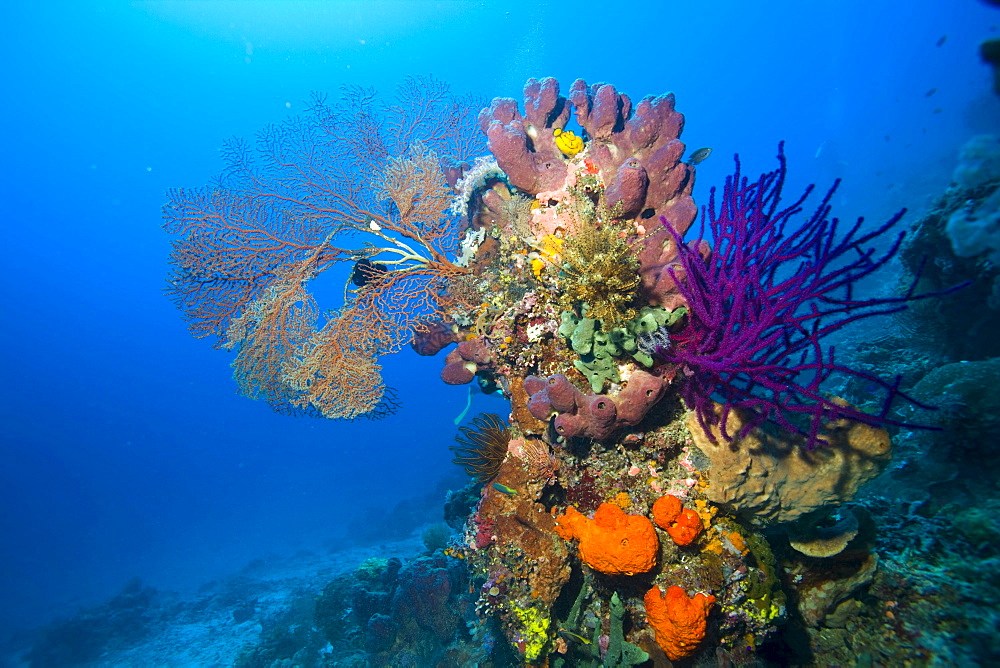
[659,142,936,449]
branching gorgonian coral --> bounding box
[659,143,941,448]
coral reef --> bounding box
[945,136,1000,262]
[899,135,1000,360]
[27,579,158,668]
[165,75,999,665]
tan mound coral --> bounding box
[687,401,891,526]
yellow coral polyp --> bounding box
[553,128,584,157]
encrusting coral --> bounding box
[687,401,892,527]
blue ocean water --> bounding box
[2,1,997,664]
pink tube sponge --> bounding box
[524,371,667,441]
[568,79,695,226]
[441,339,493,385]
[478,77,570,194]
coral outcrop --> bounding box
[167,73,952,665]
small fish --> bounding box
[686,147,712,166]
[492,482,517,496]
[558,629,592,644]
[925,88,937,97]
[937,35,947,47]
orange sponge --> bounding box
[554,503,659,575]
[652,494,703,546]
[652,494,682,526]
[644,585,715,661]
[667,509,703,545]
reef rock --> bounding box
[911,358,1000,443]
[787,552,879,628]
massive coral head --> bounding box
[657,143,940,448]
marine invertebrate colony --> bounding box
[554,503,659,575]
[658,143,934,448]
[644,585,715,661]
[652,493,704,546]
